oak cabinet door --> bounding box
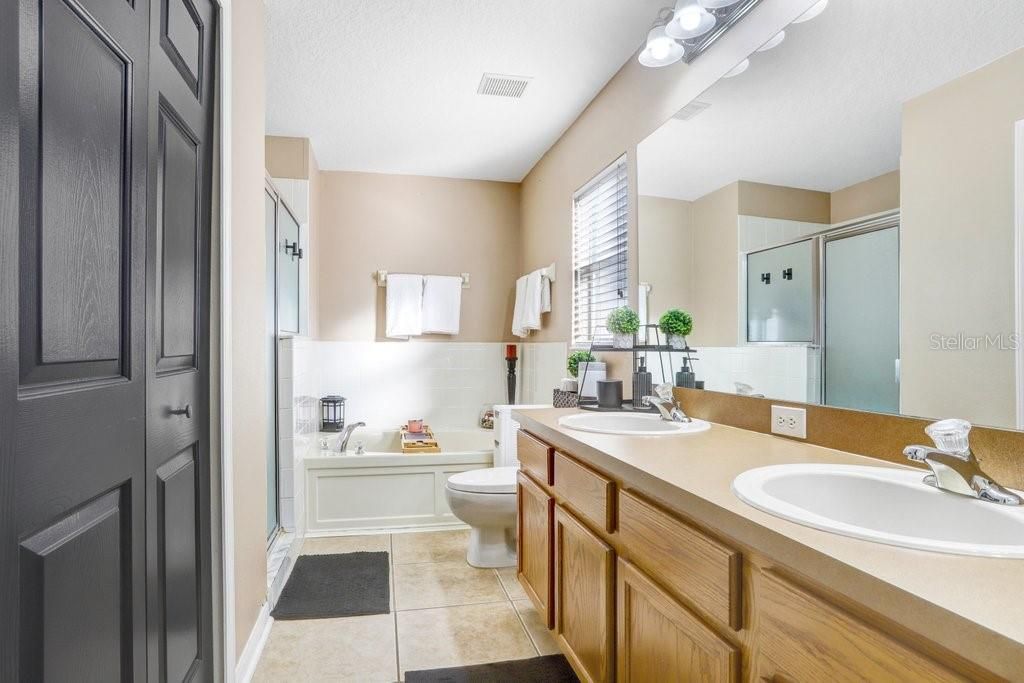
[517,471,554,627]
[617,559,739,682]
[554,504,615,683]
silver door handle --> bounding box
[169,404,192,418]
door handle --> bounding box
[169,404,192,419]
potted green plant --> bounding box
[658,309,693,349]
[606,306,640,349]
[567,350,596,378]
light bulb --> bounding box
[651,40,671,60]
[792,0,828,24]
[677,5,702,31]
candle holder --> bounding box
[505,344,518,404]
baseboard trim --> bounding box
[234,601,273,683]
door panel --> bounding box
[7,0,151,678]
[146,0,215,678]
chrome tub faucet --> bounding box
[337,421,366,453]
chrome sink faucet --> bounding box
[337,421,366,453]
[642,383,691,423]
[903,418,1020,506]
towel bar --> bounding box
[377,270,470,288]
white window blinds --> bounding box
[572,156,629,346]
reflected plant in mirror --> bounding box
[659,308,693,349]
[637,0,1024,429]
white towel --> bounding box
[521,270,544,331]
[541,275,551,313]
[385,273,423,339]
[422,275,462,334]
[512,275,530,338]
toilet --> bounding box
[445,466,519,568]
[445,404,550,568]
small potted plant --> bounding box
[659,309,693,349]
[606,306,640,349]
[567,350,596,379]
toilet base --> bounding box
[466,525,517,568]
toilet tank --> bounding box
[493,404,551,468]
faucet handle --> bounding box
[924,418,972,455]
[654,382,673,401]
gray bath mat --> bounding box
[271,551,390,620]
[405,655,578,682]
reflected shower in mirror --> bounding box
[636,0,1024,429]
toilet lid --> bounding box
[447,466,518,494]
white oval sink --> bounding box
[733,464,1024,558]
[558,412,711,436]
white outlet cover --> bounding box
[771,405,807,439]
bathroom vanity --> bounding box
[513,408,1024,682]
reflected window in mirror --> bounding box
[572,156,629,346]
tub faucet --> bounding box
[903,418,1020,505]
[337,421,366,453]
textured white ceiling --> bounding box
[265,0,669,181]
[638,0,1024,201]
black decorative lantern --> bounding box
[320,395,346,432]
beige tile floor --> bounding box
[253,529,559,682]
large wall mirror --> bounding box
[637,0,1024,429]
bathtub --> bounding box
[304,428,495,534]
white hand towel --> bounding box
[422,275,462,335]
[512,275,530,338]
[521,269,544,331]
[385,273,424,339]
[541,275,551,313]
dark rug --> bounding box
[405,655,579,683]
[271,551,390,620]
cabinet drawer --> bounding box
[618,489,742,630]
[517,430,553,486]
[553,452,615,534]
[755,571,963,682]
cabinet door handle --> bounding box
[169,404,192,419]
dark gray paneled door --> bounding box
[0,0,216,678]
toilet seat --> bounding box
[447,466,518,494]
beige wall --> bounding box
[520,0,814,343]
[316,171,522,342]
[307,146,322,339]
[831,170,900,224]
[691,183,741,347]
[230,0,268,657]
[637,195,693,321]
[737,180,831,223]
[900,47,1024,428]
[265,135,310,180]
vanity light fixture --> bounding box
[756,30,785,52]
[638,23,685,68]
[639,0,762,68]
[791,0,828,24]
[722,58,749,78]
[699,0,743,7]
[665,0,716,40]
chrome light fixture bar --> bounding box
[639,0,764,68]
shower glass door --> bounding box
[823,222,900,413]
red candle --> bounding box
[505,344,518,360]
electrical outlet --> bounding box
[771,405,806,439]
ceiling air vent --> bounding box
[673,100,711,121]
[477,73,531,99]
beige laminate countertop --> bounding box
[514,407,1024,679]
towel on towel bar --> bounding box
[512,269,551,338]
[422,275,462,335]
[386,273,424,339]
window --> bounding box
[572,156,629,346]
